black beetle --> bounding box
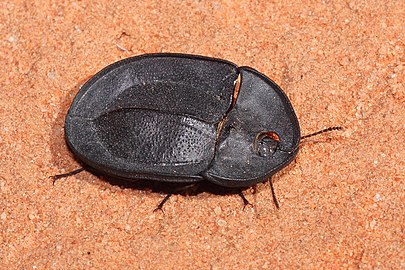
[55,53,341,209]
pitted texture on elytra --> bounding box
[65,54,239,179]
[65,54,300,186]
[69,54,237,123]
[93,109,215,165]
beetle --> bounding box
[54,53,341,210]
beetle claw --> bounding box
[152,207,165,214]
[154,194,172,213]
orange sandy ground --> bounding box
[0,1,404,269]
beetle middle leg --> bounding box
[239,179,280,209]
[238,191,253,209]
[153,183,200,212]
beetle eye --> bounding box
[253,131,280,157]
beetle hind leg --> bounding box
[51,167,85,185]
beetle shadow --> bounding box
[90,169,247,197]
[49,80,84,176]
[49,81,246,199]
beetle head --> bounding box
[204,67,300,188]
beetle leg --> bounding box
[51,167,85,185]
[153,194,172,213]
[175,183,199,195]
[238,191,253,209]
[268,178,280,209]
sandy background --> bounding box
[1,0,404,269]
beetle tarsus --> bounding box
[154,194,172,213]
[238,191,253,209]
[269,179,280,209]
[51,167,85,185]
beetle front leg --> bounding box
[153,194,173,213]
[268,178,280,209]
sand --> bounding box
[0,1,403,269]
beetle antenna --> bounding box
[274,126,342,154]
[301,126,342,140]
